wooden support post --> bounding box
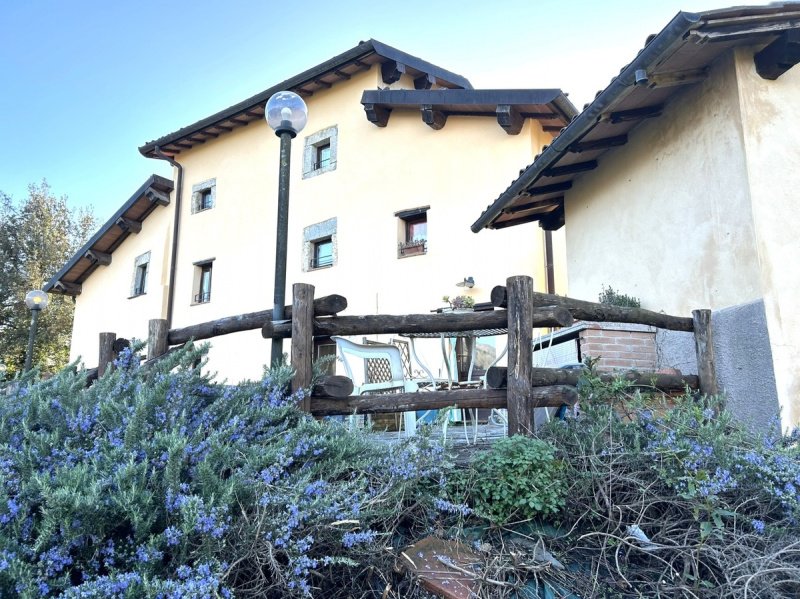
[148,319,169,361]
[98,332,116,378]
[506,275,535,436]
[692,309,718,398]
[291,283,315,411]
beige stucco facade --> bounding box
[69,65,565,382]
[563,48,799,426]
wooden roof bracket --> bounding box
[381,60,406,84]
[497,105,524,135]
[755,29,800,80]
[414,73,436,90]
[364,103,390,127]
[421,104,447,130]
[54,280,82,296]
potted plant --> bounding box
[442,295,476,312]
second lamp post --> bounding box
[265,91,308,365]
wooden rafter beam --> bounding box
[84,249,111,266]
[212,124,233,132]
[647,67,708,88]
[539,206,565,231]
[526,181,572,196]
[145,188,170,206]
[601,105,663,124]
[333,69,351,80]
[313,78,332,89]
[115,217,142,234]
[504,197,563,215]
[542,160,598,178]
[570,134,628,153]
[175,141,194,149]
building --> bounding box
[47,40,576,382]
[472,4,800,429]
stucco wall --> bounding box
[71,65,558,381]
[69,202,173,363]
[734,47,800,427]
[563,52,761,316]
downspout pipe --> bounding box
[471,11,702,233]
[152,146,183,329]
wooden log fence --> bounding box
[91,273,718,436]
[485,366,699,391]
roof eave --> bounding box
[470,10,703,232]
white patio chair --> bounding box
[331,336,420,436]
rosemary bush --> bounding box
[0,344,447,598]
[533,367,800,598]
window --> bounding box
[191,178,216,213]
[311,237,333,269]
[396,206,429,258]
[130,251,151,298]
[315,143,331,170]
[302,218,337,272]
[192,259,214,304]
[315,337,337,376]
[303,126,338,179]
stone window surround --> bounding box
[303,126,338,179]
[191,257,215,305]
[302,218,337,272]
[191,178,216,214]
[129,251,151,298]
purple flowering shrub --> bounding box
[532,369,800,597]
[0,344,448,598]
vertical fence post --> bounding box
[98,332,117,377]
[148,319,169,361]
[291,283,315,412]
[692,309,718,398]
[506,275,535,436]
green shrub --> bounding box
[0,344,447,598]
[469,436,566,524]
[598,284,641,308]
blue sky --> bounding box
[1,0,763,221]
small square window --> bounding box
[193,261,213,304]
[303,126,338,179]
[396,207,429,258]
[311,238,333,269]
[302,218,337,272]
[191,178,216,214]
[130,251,151,298]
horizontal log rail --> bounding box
[262,306,573,339]
[490,286,694,332]
[309,385,578,417]
[485,366,698,391]
[169,294,347,345]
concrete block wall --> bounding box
[579,323,657,372]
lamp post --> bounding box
[23,289,49,372]
[265,91,308,365]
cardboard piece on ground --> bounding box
[401,536,481,599]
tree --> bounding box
[0,181,96,376]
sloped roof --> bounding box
[139,39,473,158]
[472,3,800,232]
[44,175,174,296]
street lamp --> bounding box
[265,91,308,365]
[23,289,49,371]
